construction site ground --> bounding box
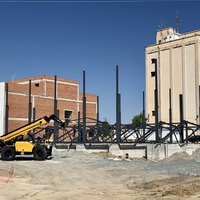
[1,148,200,200]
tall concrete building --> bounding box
[146,27,200,124]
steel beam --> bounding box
[28,79,32,124]
[169,88,172,143]
[179,94,184,142]
[5,83,9,134]
[116,65,121,143]
[82,71,86,142]
[152,58,159,142]
[54,75,58,142]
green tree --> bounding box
[132,113,146,127]
[98,119,114,140]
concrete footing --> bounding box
[54,143,200,161]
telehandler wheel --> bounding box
[33,145,47,161]
[1,146,15,161]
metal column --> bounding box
[116,65,121,143]
[97,96,99,122]
[179,94,184,143]
[54,75,58,142]
[96,96,100,142]
[82,71,86,143]
[142,91,146,137]
[5,83,9,134]
[152,58,159,142]
[28,79,32,124]
[169,88,172,143]
[78,111,82,142]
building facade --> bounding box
[146,27,200,124]
[0,75,97,135]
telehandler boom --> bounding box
[0,114,65,161]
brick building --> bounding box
[0,75,97,135]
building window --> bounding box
[35,83,40,87]
[151,71,156,77]
[152,111,155,116]
[64,110,72,119]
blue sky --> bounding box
[0,0,200,124]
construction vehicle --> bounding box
[0,114,65,161]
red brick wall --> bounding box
[34,97,54,117]
[8,120,28,133]
[8,82,29,94]
[79,93,97,102]
[8,94,29,118]
[57,100,78,120]
[79,103,97,121]
[57,83,78,99]
[45,81,54,97]
[6,76,97,131]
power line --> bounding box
[0,0,200,2]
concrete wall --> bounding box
[58,143,200,161]
[147,143,200,161]
[0,82,5,136]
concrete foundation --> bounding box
[54,143,200,161]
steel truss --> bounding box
[52,119,200,148]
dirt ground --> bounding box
[1,149,200,200]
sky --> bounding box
[0,0,200,124]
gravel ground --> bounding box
[0,148,200,199]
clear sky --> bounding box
[0,0,200,124]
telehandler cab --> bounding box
[0,114,65,161]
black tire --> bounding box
[1,146,15,161]
[33,145,47,161]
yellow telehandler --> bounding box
[0,114,64,161]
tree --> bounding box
[132,113,146,127]
[98,119,114,140]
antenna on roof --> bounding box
[175,11,179,33]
